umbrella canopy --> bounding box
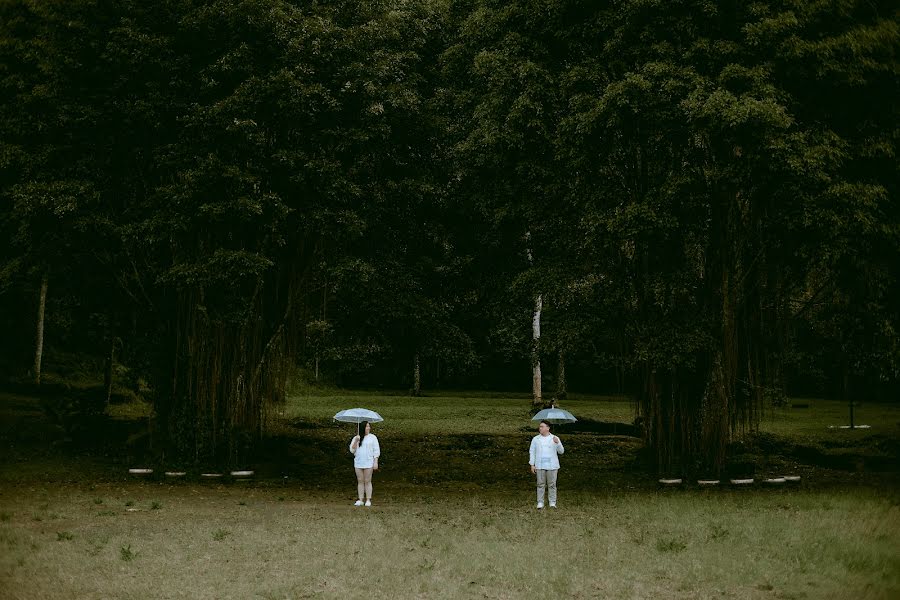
[333,408,384,424]
[532,407,577,425]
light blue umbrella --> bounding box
[532,407,577,425]
[334,408,384,435]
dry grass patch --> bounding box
[0,484,898,600]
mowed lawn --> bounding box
[0,392,898,599]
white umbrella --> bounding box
[334,408,384,436]
[531,407,577,425]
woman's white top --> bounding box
[350,434,381,469]
[529,433,564,470]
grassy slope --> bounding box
[0,391,898,599]
[0,484,897,600]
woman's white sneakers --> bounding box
[364,500,372,507]
[354,500,364,506]
[536,502,544,509]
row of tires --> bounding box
[659,476,801,486]
[128,468,254,478]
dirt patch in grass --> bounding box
[2,392,899,492]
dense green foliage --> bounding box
[1,0,897,470]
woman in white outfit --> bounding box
[529,420,564,509]
[349,421,380,506]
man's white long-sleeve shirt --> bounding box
[529,433,564,470]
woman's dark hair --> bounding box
[358,421,370,444]
[539,420,551,431]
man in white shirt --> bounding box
[529,420,564,509]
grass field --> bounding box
[1,390,898,599]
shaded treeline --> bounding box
[1,0,897,472]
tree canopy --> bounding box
[1,0,897,472]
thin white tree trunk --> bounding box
[532,294,542,407]
[413,352,421,396]
[33,272,48,385]
[526,231,542,408]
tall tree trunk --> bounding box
[33,272,48,385]
[532,294,543,409]
[316,278,325,382]
[843,362,853,428]
[526,231,543,410]
[556,350,567,401]
[413,352,421,397]
[104,331,115,407]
